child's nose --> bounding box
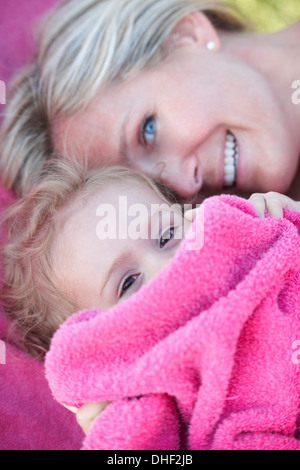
[144,252,173,283]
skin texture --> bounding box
[53,181,190,311]
[52,12,300,202]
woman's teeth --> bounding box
[224,132,238,187]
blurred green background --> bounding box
[228,0,300,31]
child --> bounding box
[2,158,300,449]
[3,156,300,359]
[1,159,195,359]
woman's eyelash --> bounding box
[139,115,156,146]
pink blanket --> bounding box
[0,185,83,449]
[0,0,84,449]
[0,0,60,86]
[45,195,300,450]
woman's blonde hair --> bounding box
[1,159,175,359]
[0,0,249,196]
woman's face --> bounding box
[53,15,299,200]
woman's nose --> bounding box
[161,154,203,198]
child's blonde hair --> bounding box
[1,159,175,359]
[0,0,250,196]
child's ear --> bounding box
[163,11,220,53]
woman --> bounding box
[1,0,300,440]
[1,0,300,204]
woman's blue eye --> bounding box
[141,116,156,145]
[160,226,175,249]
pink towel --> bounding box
[45,195,300,450]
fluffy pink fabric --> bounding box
[45,195,300,450]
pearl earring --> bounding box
[206,40,215,51]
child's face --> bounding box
[53,181,192,311]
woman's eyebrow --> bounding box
[119,110,134,161]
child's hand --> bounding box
[249,192,300,219]
[184,208,198,222]
[64,401,110,435]
[76,401,110,435]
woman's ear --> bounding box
[163,11,220,54]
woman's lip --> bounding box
[234,132,244,189]
[217,130,229,190]
[219,129,242,190]
[194,165,199,185]
[234,133,240,187]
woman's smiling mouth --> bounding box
[224,131,239,187]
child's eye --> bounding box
[140,115,156,146]
[160,226,175,249]
[120,274,139,297]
